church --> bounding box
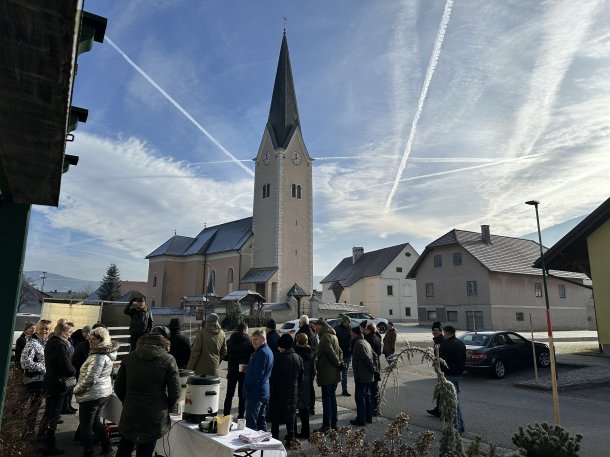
[145,32,313,309]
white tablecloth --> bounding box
[103,394,286,457]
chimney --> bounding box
[352,247,364,264]
[481,225,491,244]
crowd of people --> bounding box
[12,298,465,457]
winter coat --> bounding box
[364,332,382,370]
[70,329,87,349]
[439,336,466,376]
[315,322,343,387]
[43,334,76,394]
[244,343,274,401]
[269,348,303,422]
[124,302,153,335]
[266,329,280,355]
[334,323,352,357]
[15,332,29,367]
[169,330,191,369]
[72,340,90,380]
[114,333,181,444]
[21,334,46,384]
[225,331,254,377]
[294,345,316,410]
[74,342,119,403]
[187,322,227,376]
[296,324,318,351]
[432,334,444,355]
[382,328,397,354]
[351,336,377,384]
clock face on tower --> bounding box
[291,151,302,166]
[263,151,271,165]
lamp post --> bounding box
[525,200,560,424]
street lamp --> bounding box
[525,200,560,425]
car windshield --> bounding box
[461,333,491,346]
[282,322,295,329]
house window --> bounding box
[516,312,524,321]
[467,281,478,297]
[453,252,462,266]
[427,310,437,321]
[151,299,156,307]
[387,285,394,296]
[389,309,393,316]
[535,283,542,297]
[425,283,434,297]
[262,183,271,199]
[434,255,442,268]
[153,274,157,287]
[447,311,458,322]
[466,311,484,331]
[396,267,403,272]
[404,307,411,317]
[558,284,566,298]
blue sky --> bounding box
[24,0,610,284]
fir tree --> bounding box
[98,263,122,301]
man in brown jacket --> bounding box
[382,322,397,364]
[187,313,227,376]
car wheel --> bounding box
[492,360,506,379]
[538,351,550,367]
[377,323,387,333]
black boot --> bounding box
[43,432,65,456]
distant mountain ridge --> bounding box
[24,271,99,293]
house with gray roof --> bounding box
[407,225,594,331]
[321,244,420,322]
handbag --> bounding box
[61,376,77,390]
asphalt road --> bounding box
[333,359,610,456]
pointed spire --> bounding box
[267,32,300,149]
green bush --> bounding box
[512,423,582,457]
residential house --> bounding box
[321,244,420,321]
[407,225,593,331]
[537,197,610,353]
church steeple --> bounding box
[267,31,300,149]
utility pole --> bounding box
[40,271,47,292]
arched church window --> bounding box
[210,270,216,287]
[153,273,157,287]
[228,267,234,284]
[297,185,302,199]
[291,183,296,198]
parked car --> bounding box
[279,319,300,336]
[337,312,389,333]
[459,331,550,379]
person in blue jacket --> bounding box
[244,329,274,431]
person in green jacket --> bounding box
[187,313,227,376]
[114,327,180,457]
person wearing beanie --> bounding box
[296,315,318,350]
[265,319,280,355]
[363,323,382,416]
[167,318,191,369]
[269,333,304,447]
[334,315,353,396]
[349,325,377,426]
[359,320,367,330]
[187,313,227,376]
[74,327,119,457]
[437,326,466,434]
[382,322,397,364]
[14,320,37,369]
[124,297,153,352]
[293,333,315,439]
[426,322,445,418]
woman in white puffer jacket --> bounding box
[74,326,119,457]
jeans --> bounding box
[79,396,111,453]
[40,390,67,447]
[384,352,395,365]
[354,381,372,423]
[446,375,465,433]
[116,436,157,457]
[223,372,245,418]
[371,380,380,414]
[320,383,338,428]
[245,397,268,431]
[341,356,352,393]
[23,382,45,438]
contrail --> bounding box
[384,0,454,211]
[105,37,254,177]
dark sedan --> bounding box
[459,331,550,379]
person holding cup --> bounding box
[223,323,254,418]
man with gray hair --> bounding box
[244,329,274,431]
[296,315,317,350]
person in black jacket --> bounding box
[41,321,76,456]
[223,323,254,418]
[14,320,36,370]
[293,333,315,439]
[334,315,352,396]
[168,318,191,369]
[269,334,303,447]
[364,323,382,416]
[427,321,444,418]
[439,325,466,433]
[265,319,280,355]
[124,297,153,351]
[295,315,318,350]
